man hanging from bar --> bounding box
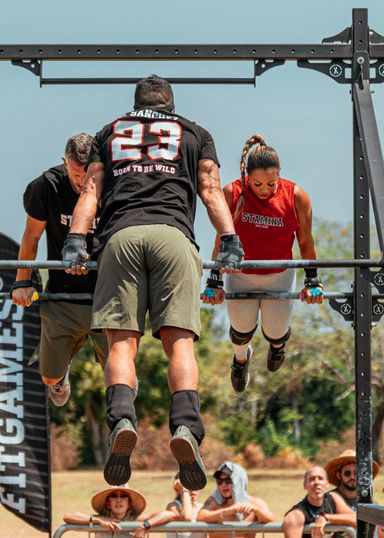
[61,75,243,490]
[11,133,109,406]
[202,133,323,391]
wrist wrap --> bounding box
[304,276,322,288]
[216,234,244,266]
[206,269,223,289]
[304,267,318,278]
[10,279,33,298]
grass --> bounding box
[1,469,384,538]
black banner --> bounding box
[0,232,51,534]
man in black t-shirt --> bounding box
[11,133,108,407]
[283,466,355,538]
[62,75,244,490]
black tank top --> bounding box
[287,492,336,523]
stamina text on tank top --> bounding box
[231,176,299,275]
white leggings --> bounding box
[226,269,296,340]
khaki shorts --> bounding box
[37,300,108,378]
[92,224,202,339]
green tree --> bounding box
[49,218,384,465]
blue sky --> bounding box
[0,0,383,261]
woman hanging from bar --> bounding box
[202,134,323,392]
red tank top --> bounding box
[231,176,299,275]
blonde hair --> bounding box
[233,134,280,222]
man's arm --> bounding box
[283,508,306,538]
[63,162,105,274]
[198,159,243,271]
[209,183,234,259]
[69,162,104,234]
[197,159,235,235]
[328,492,356,527]
[12,215,46,307]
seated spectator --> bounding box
[166,473,205,538]
[198,461,274,538]
[63,484,174,537]
[283,465,356,538]
[325,450,379,538]
[324,449,379,510]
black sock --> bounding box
[169,390,205,445]
[106,383,137,431]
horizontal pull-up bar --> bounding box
[40,77,257,86]
[0,259,383,270]
[0,291,367,301]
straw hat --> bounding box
[324,449,379,485]
[91,485,146,516]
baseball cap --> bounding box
[213,463,233,479]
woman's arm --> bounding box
[63,511,93,525]
[294,185,324,304]
[134,510,177,538]
[293,185,317,260]
[63,512,121,533]
[171,481,195,521]
[211,183,234,259]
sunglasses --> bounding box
[216,478,232,485]
[109,493,129,499]
[342,470,356,478]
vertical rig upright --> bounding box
[353,9,373,537]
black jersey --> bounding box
[87,108,219,254]
[23,165,100,297]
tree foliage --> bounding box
[50,219,384,465]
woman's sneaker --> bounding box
[49,370,71,406]
[230,345,253,392]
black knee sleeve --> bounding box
[262,327,291,346]
[229,324,258,346]
[169,390,205,445]
[106,383,137,431]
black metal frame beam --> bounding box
[1,8,384,537]
[2,38,384,86]
[353,79,384,250]
[352,9,379,538]
[0,43,353,60]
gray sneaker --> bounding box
[230,345,253,392]
[104,418,138,485]
[170,425,207,490]
[49,370,71,406]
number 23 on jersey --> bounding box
[111,120,182,162]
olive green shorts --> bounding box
[92,224,203,339]
[37,300,108,378]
